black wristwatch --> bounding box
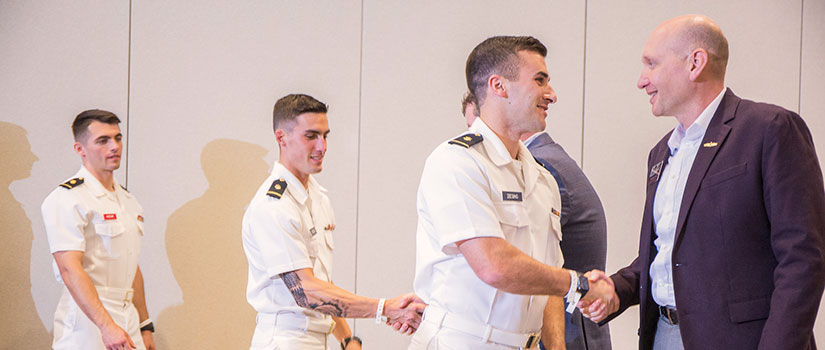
[576,272,589,298]
[341,336,362,349]
[140,322,155,333]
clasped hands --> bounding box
[383,293,427,335]
[576,270,620,323]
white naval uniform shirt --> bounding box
[414,118,564,334]
[41,166,144,289]
[242,162,336,318]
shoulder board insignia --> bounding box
[59,177,85,190]
[448,133,483,148]
[266,179,287,199]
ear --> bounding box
[73,141,84,157]
[487,74,508,99]
[275,129,286,147]
[688,48,709,81]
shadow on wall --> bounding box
[156,138,270,348]
[0,122,51,348]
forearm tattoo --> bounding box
[279,271,348,317]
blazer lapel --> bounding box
[673,89,739,244]
[642,139,671,254]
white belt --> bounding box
[94,286,134,308]
[256,312,335,335]
[423,306,541,349]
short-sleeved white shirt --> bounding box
[242,162,336,318]
[41,166,145,289]
[414,118,564,333]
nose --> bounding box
[109,138,122,153]
[543,85,557,104]
[637,73,649,90]
[316,137,327,153]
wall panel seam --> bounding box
[798,0,804,113]
[580,0,588,169]
[125,0,133,188]
[354,0,365,302]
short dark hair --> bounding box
[466,36,547,106]
[272,94,328,134]
[72,109,121,141]
[460,92,478,117]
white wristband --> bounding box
[376,298,388,324]
[139,318,153,328]
[565,270,580,314]
[565,270,578,301]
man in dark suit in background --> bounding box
[582,14,825,350]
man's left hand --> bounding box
[141,330,156,350]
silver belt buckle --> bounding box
[524,332,540,348]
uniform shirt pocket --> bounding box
[324,225,335,250]
[494,202,529,239]
[93,222,125,259]
[550,212,563,242]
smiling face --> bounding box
[503,50,557,134]
[74,120,122,174]
[637,24,691,117]
[276,112,330,186]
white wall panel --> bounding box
[801,0,825,341]
[0,1,129,347]
[584,1,804,348]
[357,1,585,346]
[128,1,362,348]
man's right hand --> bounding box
[384,293,427,335]
[100,321,136,350]
[577,270,619,323]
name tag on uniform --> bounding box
[502,191,523,202]
[310,227,318,236]
[103,213,117,220]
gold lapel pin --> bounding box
[703,141,718,148]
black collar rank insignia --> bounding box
[59,177,84,190]
[448,133,483,148]
[267,179,287,199]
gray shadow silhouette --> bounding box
[156,139,269,348]
[0,121,50,348]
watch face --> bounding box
[578,275,590,295]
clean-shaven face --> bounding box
[76,121,122,173]
[637,26,690,117]
[504,50,557,134]
[279,112,330,180]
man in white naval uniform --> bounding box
[41,109,155,350]
[410,36,616,349]
[242,94,426,350]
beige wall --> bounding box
[1,1,823,348]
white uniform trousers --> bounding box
[52,286,145,350]
[249,312,334,350]
[408,307,540,350]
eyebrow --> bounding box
[304,129,330,136]
[95,133,122,142]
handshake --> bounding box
[575,270,620,323]
[381,293,428,335]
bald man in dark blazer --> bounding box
[582,15,825,350]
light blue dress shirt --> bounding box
[650,89,726,308]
